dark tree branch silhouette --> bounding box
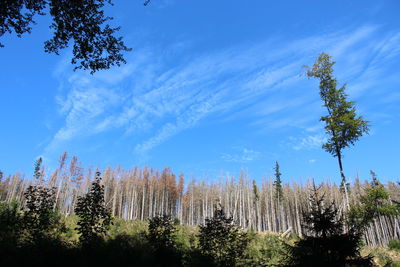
[0,0,156,73]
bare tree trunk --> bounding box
[337,150,350,210]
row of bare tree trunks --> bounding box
[0,154,399,247]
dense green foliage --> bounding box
[75,171,112,245]
[306,53,370,158]
[23,185,65,242]
[147,214,182,267]
[198,206,251,266]
[348,171,396,232]
[148,214,177,249]
[0,200,23,247]
[388,239,400,251]
[290,184,373,267]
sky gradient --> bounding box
[1,0,399,185]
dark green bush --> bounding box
[389,239,400,251]
[245,234,292,266]
[148,214,176,249]
[198,206,251,267]
[23,185,65,242]
[75,171,112,246]
[147,214,182,267]
[290,185,373,267]
[0,200,24,247]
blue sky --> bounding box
[1,0,399,184]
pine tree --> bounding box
[33,157,42,181]
[291,183,372,267]
[305,53,369,209]
[303,183,342,239]
[273,161,283,201]
[369,170,379,188]
[198,205,251,267]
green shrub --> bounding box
[198,206,252,267]
[23,185,65,242]
[0,200,24,246]
[389,239,400,251]
[245,234,291,266]
[147,214,182,267]
[148,214,176,249]
[75,171,112,246]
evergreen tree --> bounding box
[369,170,379,188]
[75,171,112,245]
[148,214,176,250]
[305,53,369,209]
[147,214,181,267]
[291,183,372,267]
[0,200,23,247]
[33,157,42,181]
[273,161,283,201]
[198,205,251,267]
[348,171,393,231]
[22,158,64,242]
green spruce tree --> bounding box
[306,53,369,209]
[369,170,380,188]
[33,157,42,181]
[198,205,251,267]
[291,182,373,267]
[273,161,283,201]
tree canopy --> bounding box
[306,53,369,159]
[0,0,135,73]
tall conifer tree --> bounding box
[273,161,283,201]
[306,53,369,209]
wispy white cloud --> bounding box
[330,25,378,58]
[221,148,261,163]
[44,24,399,159]
[52,87,121,142]
[289,134,327,151]
[134,92,221,154]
